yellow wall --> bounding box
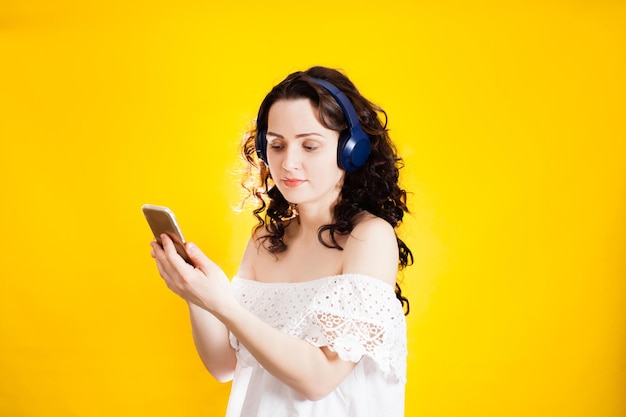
[1,1,624,416]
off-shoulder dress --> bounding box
[225,273,407,417]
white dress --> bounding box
[226,274,407,417]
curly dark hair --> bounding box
[240,66,413,315]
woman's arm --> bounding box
[151,237,236,382]
[214,300,357,401]
[187,303,237,382]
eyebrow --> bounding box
[266,131,326,139]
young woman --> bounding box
[150,66,413,417]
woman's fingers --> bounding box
[153,234,203,295]
[160,234,184,264]
[150,238,182,286]
[149,236,231,313]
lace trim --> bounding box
[229,274,407,383]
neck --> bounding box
[284,184,342,239]
[287,203,334,240]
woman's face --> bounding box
[265,98,344,209]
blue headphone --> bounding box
[255,77,371,173]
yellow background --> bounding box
[1,1,625,416]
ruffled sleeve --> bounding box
[294,274,407,383]
[229,274,407,384]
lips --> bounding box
[282,178,306,187]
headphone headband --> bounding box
[309,78,361,134]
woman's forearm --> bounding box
[188,302,237,382]
[211,299,355,400]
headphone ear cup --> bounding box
[255,128,268,164]
[310,77,371,172]
[338,126,371,172]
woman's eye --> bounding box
[303,144,318,151]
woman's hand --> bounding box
[150,234,232,313]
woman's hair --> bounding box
[240,66,413,314]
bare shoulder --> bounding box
[342,214,399,286]
[349,214,395,241]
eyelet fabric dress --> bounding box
[225,274,407,417]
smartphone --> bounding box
[142,204,193,264]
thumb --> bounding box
[184,242,214,272]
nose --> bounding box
[281,144,301,171]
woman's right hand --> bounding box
[150,234,233,314]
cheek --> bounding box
[268,164,280,181]
[266,153,281,175]
[323,166,345,189]
[335,171,345,188]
